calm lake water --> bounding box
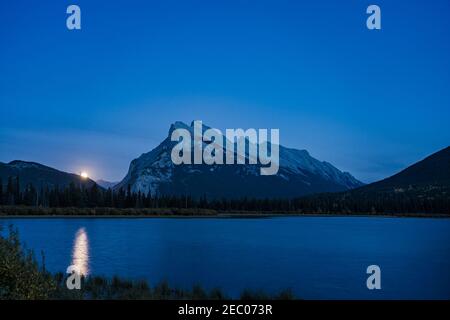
[1,216,450,299]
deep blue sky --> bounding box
[1,0,449,182]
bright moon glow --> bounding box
[80,172,88,179]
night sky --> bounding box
[1,0,449,182]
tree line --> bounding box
[0,176,448,214]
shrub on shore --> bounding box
[0,225,56,299]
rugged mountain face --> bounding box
[0,160,97,190]
[114,121,363,199]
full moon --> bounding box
[80,172,89,179]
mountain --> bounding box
[301,146,450,214]
[96,179,118,189]
[0,160,98,190]
[114,121,364,199]
[354,146,450,196]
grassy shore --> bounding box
[0,205,449,218]
[51,275,296,300]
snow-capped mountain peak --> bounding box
[114,121,364,198]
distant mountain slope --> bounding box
[114,121,364,199]
[360,146,450,192]
[96,179,118,189]
[300,146,450,214]
[0,160,98,190]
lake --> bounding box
[1,216,449,299]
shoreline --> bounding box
[1,212,449,219]
[1,205,449,219]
